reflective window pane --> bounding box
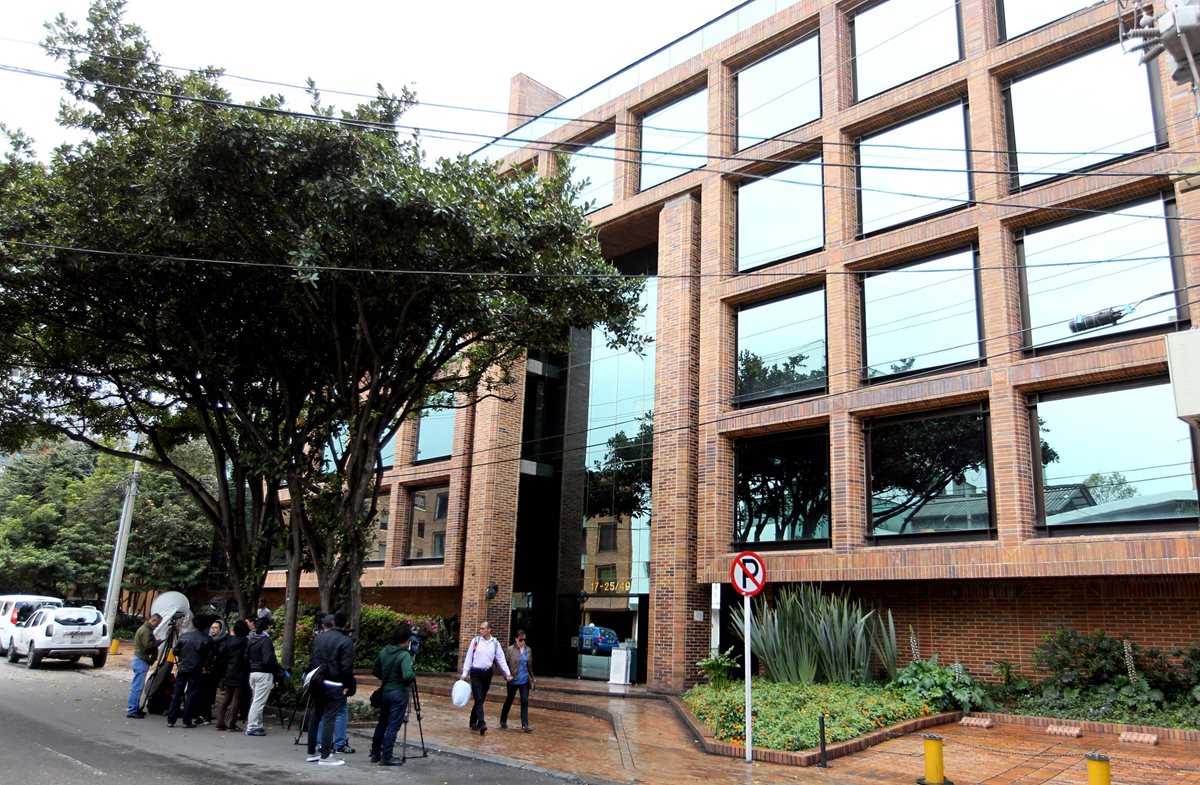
[1037,384,1198,528]
[1022,198,1176,348]
[1000,0,1095,41]
[859,104,970,234]
[571,134,616,212]
[735,428,830,544]
[416,401,455,461]
[736,288,827,404]
[368,501,389,563]
[1009,44,1157,188]
[408,484,449,563]
[853,0,960,100]
[864,248,980,378]
[736,36,821,149]
[641,90,708,191]
[870,410,991,537]
[737,158,824,271]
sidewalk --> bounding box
[348,673,1200,785]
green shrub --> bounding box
[895,656,990,713]
[697,647,741,689]
[683,680,931,751]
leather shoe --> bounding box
[479,724,487,736]
[380,759,402,766]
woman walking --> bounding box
[214,619,250,731]
[368,624,416,766]
[500,629,534,732]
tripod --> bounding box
[139,614,182,714]
[287,691,312,745]
[399,679,427,764]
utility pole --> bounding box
[102,436,141,640]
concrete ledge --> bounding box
[972,712,1200,742]
[665,696,962,766]
[959,716,994,728]
[1045,725,1083,737]
[1118,731,1159,745]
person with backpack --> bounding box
[369,624,416,766]
[460,620,511,736]
[245,617,287,736]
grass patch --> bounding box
[683,680,933,751]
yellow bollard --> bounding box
[109,638,120,655]
[916,734,953,785]
[1086,753,1111,785]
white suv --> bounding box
[6,605,109,668]
[0,595,63,656]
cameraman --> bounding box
[368,624,416,766]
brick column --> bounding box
[458,363,526,657]
[649,193,706,693]
[829,409,867,552]
[989,374,1036,544]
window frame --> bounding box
[365,499,390,566]
[1015,193,1186,356]
[414,407,454,465]
[1029,377,1200,537]
[1003,43,1166,193]
[734,157,826,273]
[850,0,965,103]
[859,245,984,384]
[732,426,833,551]
[864,402,996,545]
[639,88,709,192]
[734,284,829,407]
[405,483,450,566]
[997,0,1100,43]
[856,101,974,237]
[734,34,822,150]
[598,522,618,553]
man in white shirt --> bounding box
[460,621,511,735]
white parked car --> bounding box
[6,605,109,668]
[0,595,63,656]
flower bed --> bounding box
[682,680,933,752]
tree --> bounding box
[1083,471,1138,505]
[0,1,645,635]
[736,350,825,401]
[735,435,829,542]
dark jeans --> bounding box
[195,673,219,721]
[468,668,493,728]
[166,669,199,725]
[370,689,410,762]
[215,684,244,728]
[308,685,346,757]
[500,681,530,728]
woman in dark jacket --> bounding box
[195,619,228,725]
[214,619,250,731]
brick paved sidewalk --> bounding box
[345,674,1200,785]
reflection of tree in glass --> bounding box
[736,349,826,401]
[1083,471,1138,505]
[872,413,1060,534]
[585,414,653,520]
[735,433,829,543]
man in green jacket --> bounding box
[368,624,416,766]
[126,613,162,718]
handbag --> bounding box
[369,687,383,708]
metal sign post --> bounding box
[730,550,765,763]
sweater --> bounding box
[372,644,415,693]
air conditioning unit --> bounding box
[1166,330,1200,429]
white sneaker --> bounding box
[306,754,321,763]
[318,757,345,766]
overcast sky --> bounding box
[0,0,737,161]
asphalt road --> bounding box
[0,657,582,785]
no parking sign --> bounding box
[729,550,765,762]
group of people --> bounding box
[125,599,289,738]
[125,603,538,769]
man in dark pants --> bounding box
[305,612,355,767]
[166,623,211,729]
[459,620,511,736]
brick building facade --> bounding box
[267,0,1200,693]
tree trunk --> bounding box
[280,514,303,668]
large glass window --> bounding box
[868,408,992,538]
[736,288,827,405]
[863,248,980,379]
[858,104,970,235]
[407,484,448,563]
[640,90,708,191]
[737,159,824,271]
[1020,197,1178,349]
[368,500,389,563]
[1033,382,1198,531]
[736,36,821,150]
[416,398,455,462]
[571,134,616,212]
[852,0,961,101]
[1007,44,1159,189]
[735,428,830,545]
[1000,0,1096,41]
